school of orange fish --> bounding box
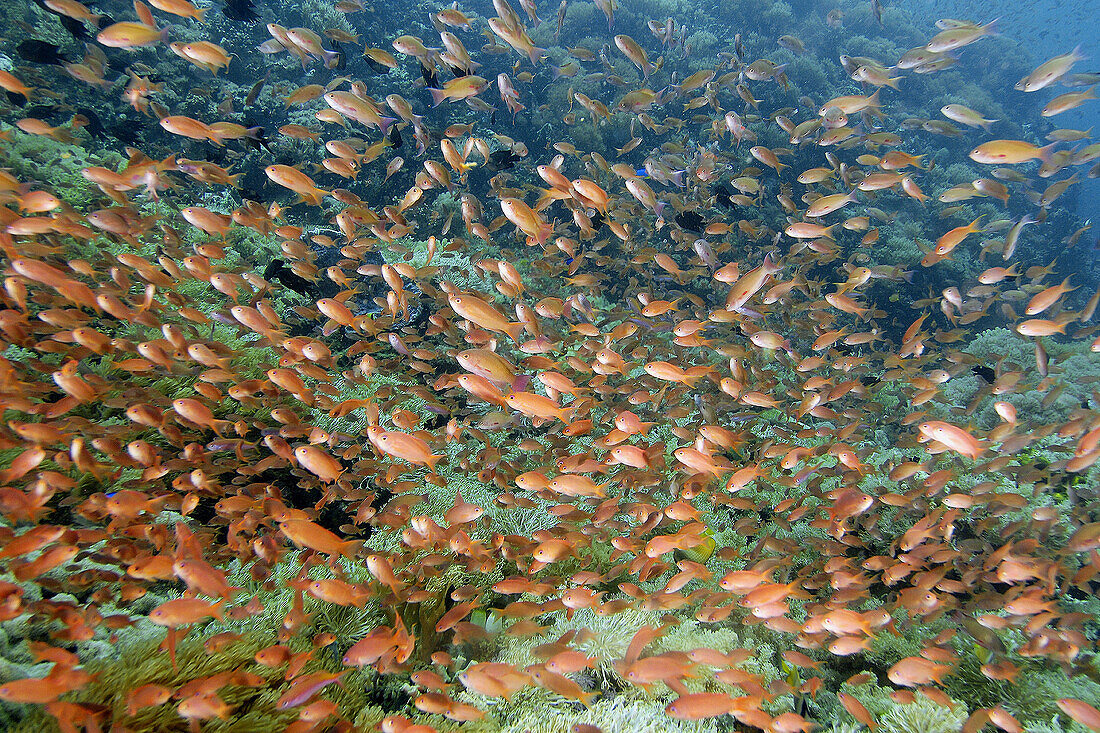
[0,0,1099,730]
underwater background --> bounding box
[917,0,1100,223]
[0,0,1098,730]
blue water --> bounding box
[916,0,1100,224]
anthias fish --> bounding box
[0,0,1096,731]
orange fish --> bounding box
[366,426,443,469]
[1058,699,1100,731]
[969,139,1055,165]
[279,519,360,558]
[97,21,167,48]
[917,421,985,460]
[933,216,984,257]
[265,164,330,205]
[148,597,225,627]
[160,115,226,146]
[449,292,524,341]
[500,197,554,245]
[505,391,574,423]
[887,656,952,687]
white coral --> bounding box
[877,697,967,733]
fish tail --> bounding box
[428,87,449,107]
[536,220,554,245]
[0,232,15,261]
[155,154,179,171]
[340,539,363,558]
[377,116,398,135]
[763,251,783,275]
[504,321,525,343]
[533,189,557,210]
[680,372,705,388]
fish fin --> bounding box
[377,116,397,135]
[340,539,364,558]
[505,321,525,342]
[428,87,449,107]
[537,220,554,244]
[527,45,547,66]
[680,373,705,388]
